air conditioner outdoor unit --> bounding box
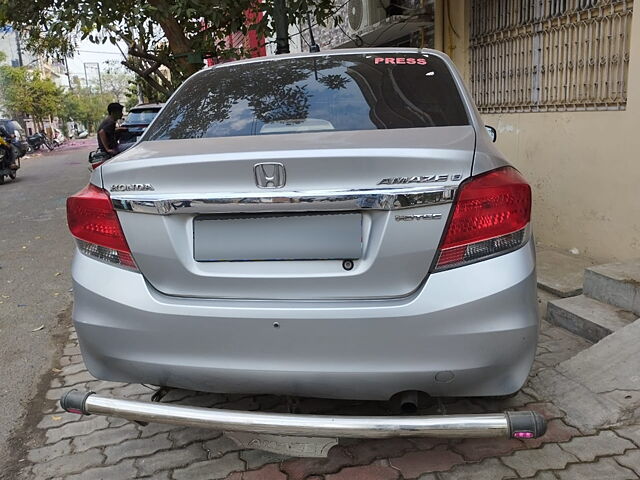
[347,0,389,32]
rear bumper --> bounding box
[61,390,547,443]
[72,241,538,400]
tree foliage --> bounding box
[0,0,341,99]
[60,88,118,132]
[0,64,62,126]
[0,59,129,132]
[100,60,138,103]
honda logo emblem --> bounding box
[254,162,286,189]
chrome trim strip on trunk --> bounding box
[110,185,457,215]
[60,391,547,440]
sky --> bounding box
[66,37,126,86]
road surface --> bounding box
[0,145,92,472]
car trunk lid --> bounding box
[104,126,475,300]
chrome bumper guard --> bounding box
[61,390,546,449]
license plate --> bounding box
[193,213,362,261]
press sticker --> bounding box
[374,57,427,65]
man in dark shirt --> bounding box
[97,102,124,156]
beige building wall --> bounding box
[437,2,640,262]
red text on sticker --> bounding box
[374,57,427,65]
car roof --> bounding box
[129,103,164,110]
[203,47,447,72]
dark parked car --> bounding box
[117,103,164,145]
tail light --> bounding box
[434,167,531,271]
[67,184,138,271]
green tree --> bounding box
[0,0,340,98]
[60,88,119,133]
[102,60,137,103]
[0,64,63,128]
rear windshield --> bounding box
[125,109,161,125]
[144,53,469,141]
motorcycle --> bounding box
[0,134,20,184]
[27,132,54,151]
[52,129,65,147]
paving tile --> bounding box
[72,422,140,452]
[241,463,288,480]
[65,459,137,480]
[63,345,82,356]
[281,446,354,480]
[103,432,172,463]
[407,438,450,450]
[171,452,245,480]
[438,458,518,480]
[559,430,635,461]
[45,415,109,444]
[37,412,81,430]
[45,387,68,401]
[501,444,578,478]
[169,427,222,447]
[204,435,244,458]
[138,421,181,438]
[135,443,206,476]
[62,369,96,386]
[59,354,83,367]
[519,402,566,420]
[556,457,637,480]
[26,439,72,463]
[239,449,289,470]
[105,416,131,428]
[49,377,63,389]
[325,461,399,480]
[529,472,560,480]
[345,438,416,464]
[110,383,155,397]
[615,449,640,475]
[389,445,466,478]
[31,448,104,479]
[616,426,640,447]
[453,437,525,462]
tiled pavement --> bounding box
[19,309,640,479]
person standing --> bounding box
[97,102,124,156]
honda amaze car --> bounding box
[65,49,539,437]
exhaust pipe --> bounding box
[61,390,546,440]
[398,390,420,414]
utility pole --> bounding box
[15,31,23,67]
[83,63,89,89]
[64,58,73,91]
[96,63,103,94]
[274,0,290,54]
[83,62,103,93]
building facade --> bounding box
[441,0,637,262]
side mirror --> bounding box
[485,125,497,143]
[88,150,110,170]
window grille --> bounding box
[470,0,633,112]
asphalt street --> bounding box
[0,146,92,470]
